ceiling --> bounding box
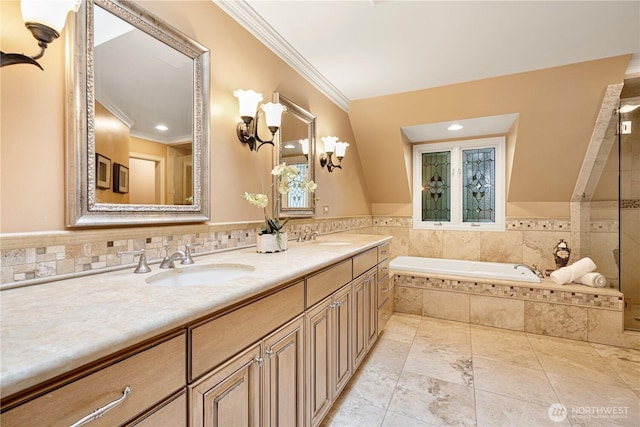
[216,0,640,112]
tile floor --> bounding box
[322,313,640,427]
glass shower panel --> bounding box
[620,91,640,331]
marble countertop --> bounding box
[0,233,391,398]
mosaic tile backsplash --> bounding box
[1,215,618,287]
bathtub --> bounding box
[389,256,541,283]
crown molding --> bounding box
[214,0,350,111]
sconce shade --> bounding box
[234,89,263,119]
[335,142,349,158]
[21,0,81,33]
[261,102,285,128]
[321,136,338,154]
[299,139,309,155]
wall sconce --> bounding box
[299,138,309,159]
[1,0,81,70]
[234,89,285,152]
[320,136,349,172]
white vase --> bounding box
[256,232,288,253]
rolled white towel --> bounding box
[573,272,607,288]
[550,257,597,285]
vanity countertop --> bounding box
[0,233,391,398]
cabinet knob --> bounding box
[265,349,275,358]
[255,357,265,367]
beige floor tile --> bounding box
[381,314,421,344]
[414,319,471,355]
[592,343,640,363]
[547,373,640,427]
[473,356,558,407]
[527,333,600,355]
[470,325,542,370]
[404,339,473,386]
[535,347,627,386]
[387,372,476,426]
[381,411,436,427]
[321,392,387,427]
[606,358,640,392]
[475,390,570,427]
[365,335,412,376]
[341,363,399,410]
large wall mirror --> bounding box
[273,93,316,218]
[66,0,210,226]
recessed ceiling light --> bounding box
[619,104,640,114]
[284,144,295,149]
[448,124,463,131]
[155,124,169,131]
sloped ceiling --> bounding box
[215,1,639,212]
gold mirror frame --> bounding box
[65,0,210,226]
[272,93,316,218]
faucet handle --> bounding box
[117,249,151,274]
[182,242,204,265]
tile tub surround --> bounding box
[391,271,640,349]
[323,313,640,427]
[0,234,391,397]
[0,216,373,287]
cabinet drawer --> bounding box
[191,281,304,380]
[377,275,391,308]
[378,258,390,280]
[1,334,186,427]
[378,297,393,332]
[125,390,187,427]
[353,248,377,278]
[378,243,390,262]
[306,259,352,308]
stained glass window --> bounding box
[286,163,307,208]
[421,152,450,221]
[462,148,495,222]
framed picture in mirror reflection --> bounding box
[113,163,129,194]
[96,153,111,189]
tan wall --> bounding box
[351,56,630,218]
[0,0,370,233]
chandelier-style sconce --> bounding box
[234,89,285,152]
[1,0,81,70]
[320,136,349,172]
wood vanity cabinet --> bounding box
[190,315,305,427]
[377,243,393,331]
[0,333,186,427]
[352,268,377,370]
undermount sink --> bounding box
[146,263,255,287]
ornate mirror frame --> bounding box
[65,0,210,226]
[272,93,316,218]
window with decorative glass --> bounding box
[412,137,505,231]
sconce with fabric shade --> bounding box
[320,136,348,172]
[234,89,285,152]
[1,0,81,70]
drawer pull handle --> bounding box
[382,313,390,319]
[381,267,389,273]
[70,386,131,427]
[381,287,389,293]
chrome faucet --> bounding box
[514,263,544,278]
[309,230,319,240]
[159,249,186,269]
[117,249,151,273]
[182,242,204,265]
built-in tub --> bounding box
[389,256,541,283]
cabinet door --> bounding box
[263,315,304,427]
[305,297,333,427]
[352,275,367,369]
[190,343,262,427]
[367,272,378,348]
[332,284,352,397]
